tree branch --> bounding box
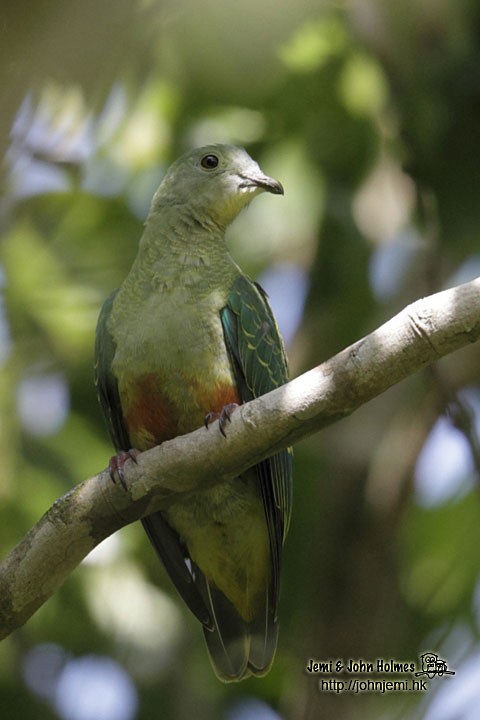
[2,277,480,640]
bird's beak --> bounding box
[239,173,284,195]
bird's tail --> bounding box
[141,511,279,681]
[202,580,278,682]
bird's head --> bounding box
[150,144,284,230]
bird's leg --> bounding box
[109,449,141,490]
[204,403,239,438]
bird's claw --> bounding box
[204,403,239,437]
[108,449,141,490]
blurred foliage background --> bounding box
[2,1,480,718]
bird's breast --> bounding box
[110,286,239,449]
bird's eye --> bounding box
[200,154,219,170]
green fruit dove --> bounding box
[94,144,293,681]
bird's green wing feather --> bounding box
[94,290,131,451]
[221,274,293,604]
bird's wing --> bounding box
[220,274,293,603]
[94,290,131,451]
[94,291,214,628]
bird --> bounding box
[94,144,293,681]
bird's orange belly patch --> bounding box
[188,378,240,419]
[122,372,240,450]
[123,373,179,449]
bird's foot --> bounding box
[204,403,239,438]
[108,449,141,490]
